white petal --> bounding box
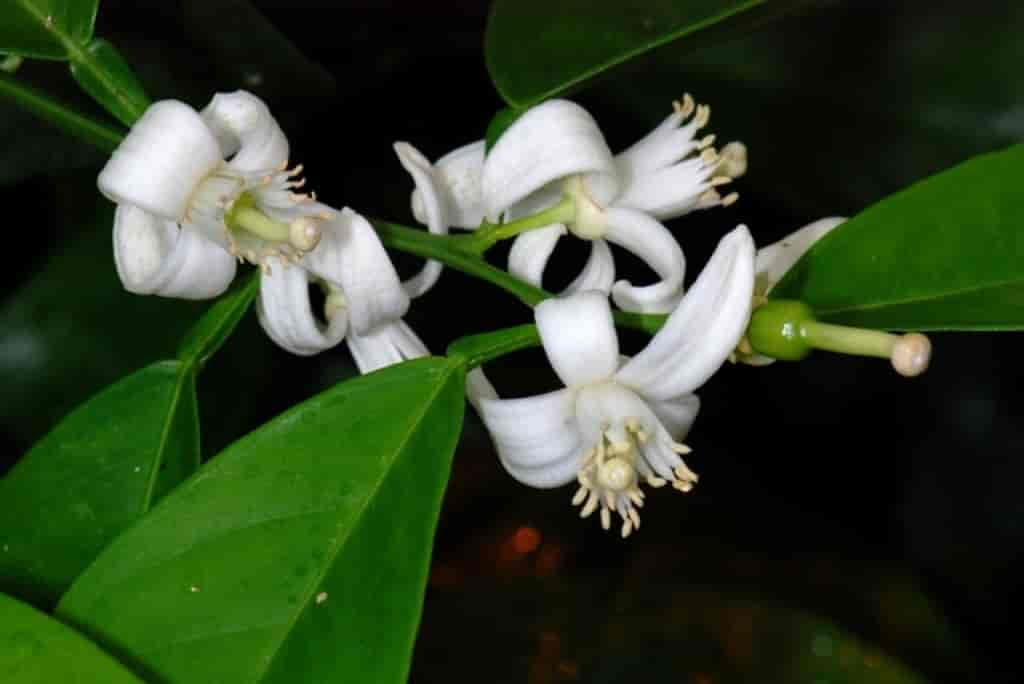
[647,393,700,441]
[415,140,486,229]
[346,319,429,374]
[536,291,619,388]
[605,207,686,314]
[615,225,755,400]
[302,207,410,336]
[465,367,498,412]
[616,107,705,178]
[394,142,448,298]
[256,259,347,356]
[113,205,236,299]
[98,100,222,221]
[755,217,846,295]
[563,239,615,295]
[614,155,714,220]
[200,90,289,172]
[507,224,566,288]
[482,100,616,221]
[478,388,582,488]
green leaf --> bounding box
[484,106,527,153]
[0,72,122,153]
[0,592,144,684]
[771,144,1024,331]
[69,38,149,127]
[0,200,208,444]
[485,0,802,107]
[177,271,260,367]
[0,361,199,607]
[58,357,467,684]
[0,0,98,60]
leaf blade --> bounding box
[69,38,150,127]
[485,0,786,107]
[0,361,199,607]
[0,592,144,684]
[57,357,466,684]
[0,0,98,59]
[771,144,1024,330]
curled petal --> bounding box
[605,207,686,314]
[200,90,289,171]
[755,217,846,295]
[302,207,410,336]
[616,225,755,400]
[483,100,616,220]
[616,105,707,179]
[614,155,716,221]
[536,291,619,388]
[346,319,429,374]
[413,140,487,229]
[113,205,235,299]
[478,388,582,488]
[507,224,566,288]
[647,393,700,441]
[563,239,615,295]
[98,100,222,221]
[256,259,347,356]
[395,142,448,298]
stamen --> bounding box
[572,486,588,506]
[672,93,695,118]
[698,134,716,150]
[700,148,719,166]
[600,508,611,530]
[580,492,599,518]
[721,192,739,207]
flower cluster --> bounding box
[100,89,849,536]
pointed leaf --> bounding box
[0,361,199,607]
[177,271,259,367]
[485,0,806,107]
[69,38,149,127]
[0,592,144,684]
[771,144,1024,330]
[0,0,98,60]
[57,357,467,684]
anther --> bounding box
[673,93,695,118]
[621,520,633,538]
[698,134,716,150]
[647,476,667,488]
[693,104,711,128]
[600,508,611,530]
[709,175,733,187]
[700,148,719,165]
[721,192,739,207]
[580,493,599,518]
[670,442,692,455]
[572,486,588,506]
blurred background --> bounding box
[1,0,1021,681]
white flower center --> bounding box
[563,175,607,240]
[185,161,331,274]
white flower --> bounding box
[256,205,430,372]
[740,216,846,366]
[473,226,755,536]
[100,91,428,370]
[99,90,329,299]
[408,97,744,315]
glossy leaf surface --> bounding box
[485,0,797,107]
[0,362,199,607]
[58,357,467,684]
[68,38,149,126]
[0,0,98,59]
[772,144,1024,330]
[0,592,143,684]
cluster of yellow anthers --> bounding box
[672,93,742,210]
[571,417,697,538]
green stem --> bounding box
[0,73,123,153]
[463,194,576,254]
[372,219,667,336]
[447,324,541,368]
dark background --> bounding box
[1,1,1022,681]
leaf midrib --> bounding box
[794,273,1024,317]
[251,358,461,684]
